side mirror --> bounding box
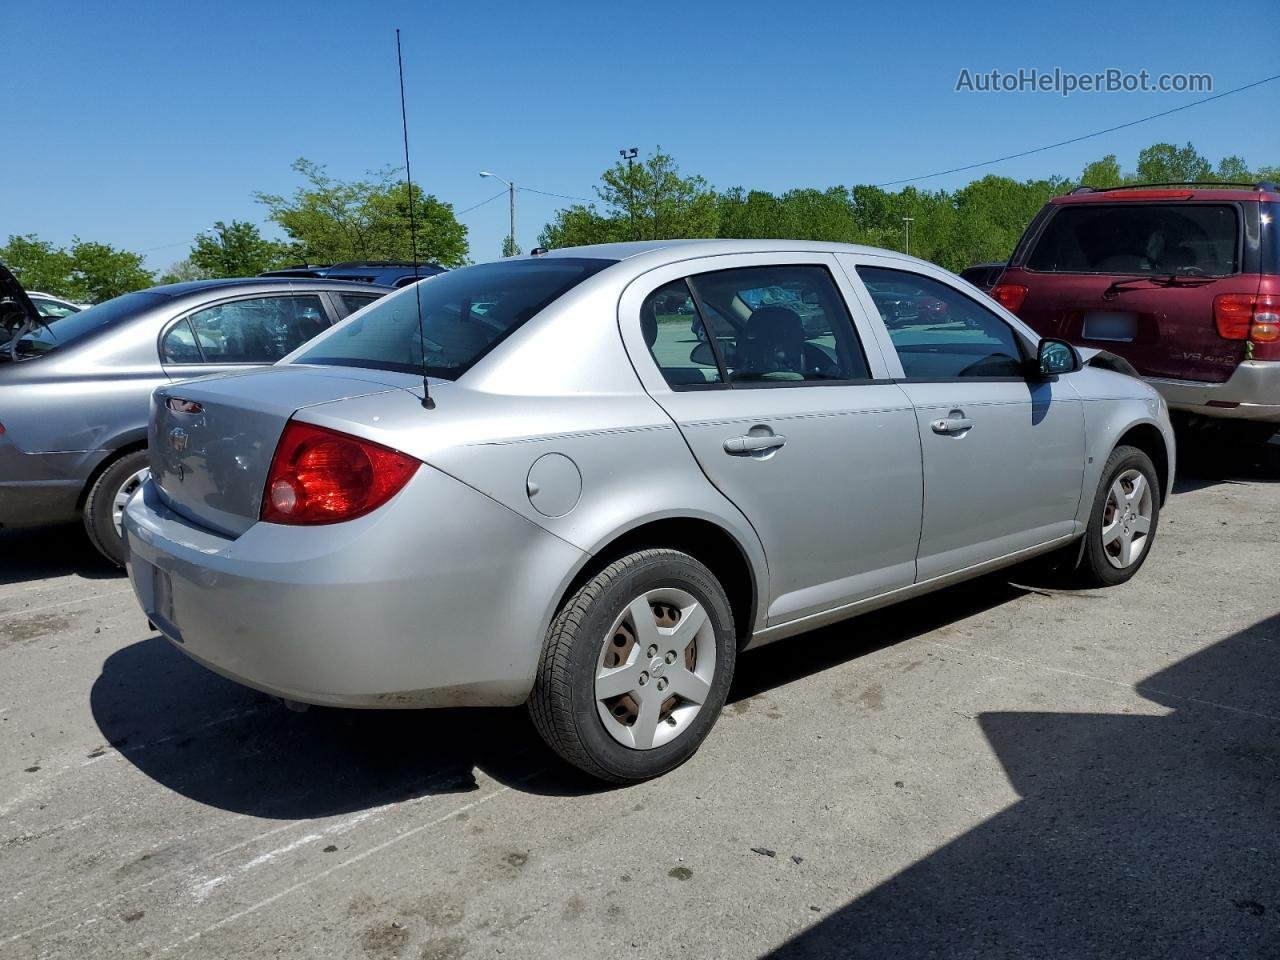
[1037,338,1080,377]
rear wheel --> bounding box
[528,549,736,783]
[1077,445,1160,587]
[83,450,150,567]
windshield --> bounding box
[1027,203,1240,276]
[294,257,615,377]
[1,291,164,359]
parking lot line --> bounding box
[154,783,522,957]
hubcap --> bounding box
[1101,468,1153,569]
[111,468,151,539]
[595,587,716,750]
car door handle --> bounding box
[931,416,974,435]
[723,434,787,454]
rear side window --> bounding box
[686,265,870,384]
[165,294,329,364]
[642,280,723,387]
[295,258,614,378]
[1027,203,1240,276]
[338,292,382,315]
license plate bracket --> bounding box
[1082,311,1137,342]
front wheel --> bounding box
[1077,445,1160,587]
[528,549,736,783]
[83,450,150,567]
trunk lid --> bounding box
[150,365,415,537]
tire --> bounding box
[1077,445,1160,587]
[83,449,150,567]
[528,549,736,784]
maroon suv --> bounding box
[992,183,1280,440]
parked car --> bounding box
[28,291,87,318]
[959,261,1006,292]
[123,240,1174,783]
[992,182,1280,443]
[0,277,391,564]
[260,261,446,288]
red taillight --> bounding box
[1214,294,1280,343]
[260,421,419,525]
[990,283,1028,314]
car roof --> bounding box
[146,277,395,297]
[1051,185,1280,205]
[528,238,941,270]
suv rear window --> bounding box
[1026,203,1240,276]
[294,258,614,378]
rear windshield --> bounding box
[1026,203,1240,276]
[1,291,164,359]
[294,257,614,377]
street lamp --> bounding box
[902,216,915,256]
[479,171,516,256]
[619,147,638,240]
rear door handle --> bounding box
[723,434,787,454]
[931,416,974,435]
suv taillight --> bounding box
[990,283,1028,314]
[1214,294,1280,343]
[260,421,419,525]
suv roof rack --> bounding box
[1070,181,1279,194]
[326,261,443,269]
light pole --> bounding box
[902,216,914,256]
[619,147,638,240]
[479,171,516,256]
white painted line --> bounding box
[0,588,133,620]
[158,784,519,957]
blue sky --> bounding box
[7,0,1278,271]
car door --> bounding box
[842,255,1085,581]
[159,292,336,379]
[621,253,923,628]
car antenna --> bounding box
[396,28,434,409]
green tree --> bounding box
[62,240,155,302]
[0,234,153,302]
[501,236,522,258]
[1079,154,1123,187]
[189,220,288,278]
[1133,142,1213,183]
[158,257,210,285]
[539,148,717,247]
[0,235,75,294]
[255,159,468,267]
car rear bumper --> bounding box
[122,469,586,709]
[1148,361,1280,422]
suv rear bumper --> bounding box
[1147,361,1280,423]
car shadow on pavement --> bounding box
[91,575,1033,817]
[0,523,121,586]
[1171,431,1279,495]
[765,612,1280,960]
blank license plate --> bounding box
[1082,311,1137,342]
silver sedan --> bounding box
[123,240,1175,782]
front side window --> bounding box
[165,294,329,364]
[1026,203,1240,276]
[683,265,869,384]
[296,258,614,377]
[858,267,1026,379]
